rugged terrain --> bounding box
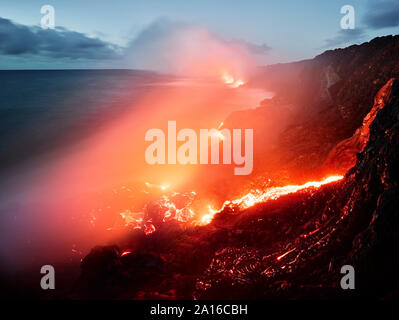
[69,36,399,299]
[243,35,399,180]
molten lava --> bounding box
[197,175,344,225]
[200,206,218,225]
[221,175,343,210]
[119,175,344,232]
[222,73,245,88]
[120,250,132,257]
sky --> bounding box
[0,0,399,70]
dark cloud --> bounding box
[363,0,399,29]
[0,17,270,71]
[320,28,367,49]
[0,17,121,60]
[0,18,38,54]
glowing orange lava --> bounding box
[120,175,344,232]
[144,222,156,235]
[197,175,344,225]
[222,73,245,88]
[276,248,296,261]
[121,250,132,257]
[200,205,218,225]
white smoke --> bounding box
[123,18,270,79]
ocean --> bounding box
[0,69,270,270]
[0,70,172,171]
[0,70,270,172]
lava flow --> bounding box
[222,73,245,88]
[198,175,344,225]
[119,175,344,232]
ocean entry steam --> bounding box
[0,69,272,271]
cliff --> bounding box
[68,36,399,300]
[323,78,395,173]
[241,35,399,179]
[71,79,399,299]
